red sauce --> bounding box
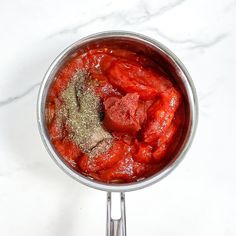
[46,47,186,183]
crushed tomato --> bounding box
[46,47,186,183]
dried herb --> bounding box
[55,70,112,157]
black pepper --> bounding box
[55,69,112,157]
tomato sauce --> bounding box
[46,47,186,183]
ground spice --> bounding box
[55,70,112,157]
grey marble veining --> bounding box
[0,83,40,107]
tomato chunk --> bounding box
[78,140,125,173]
[98,155,135,182]
[103,93,146,134]
[134,143,153,163]
[53,139,82,167]
[152,123,177,161]
[107,61,162,100]
[142,87,181,143]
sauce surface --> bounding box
[46,47,185,183]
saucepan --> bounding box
[37,31,198,236]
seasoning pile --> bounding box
[57,69,112,157]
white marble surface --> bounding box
[0,0,236,235]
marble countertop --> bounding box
[1,0,236,235]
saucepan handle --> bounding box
[107,192,127,236]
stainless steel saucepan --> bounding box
[37,31,198,236]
